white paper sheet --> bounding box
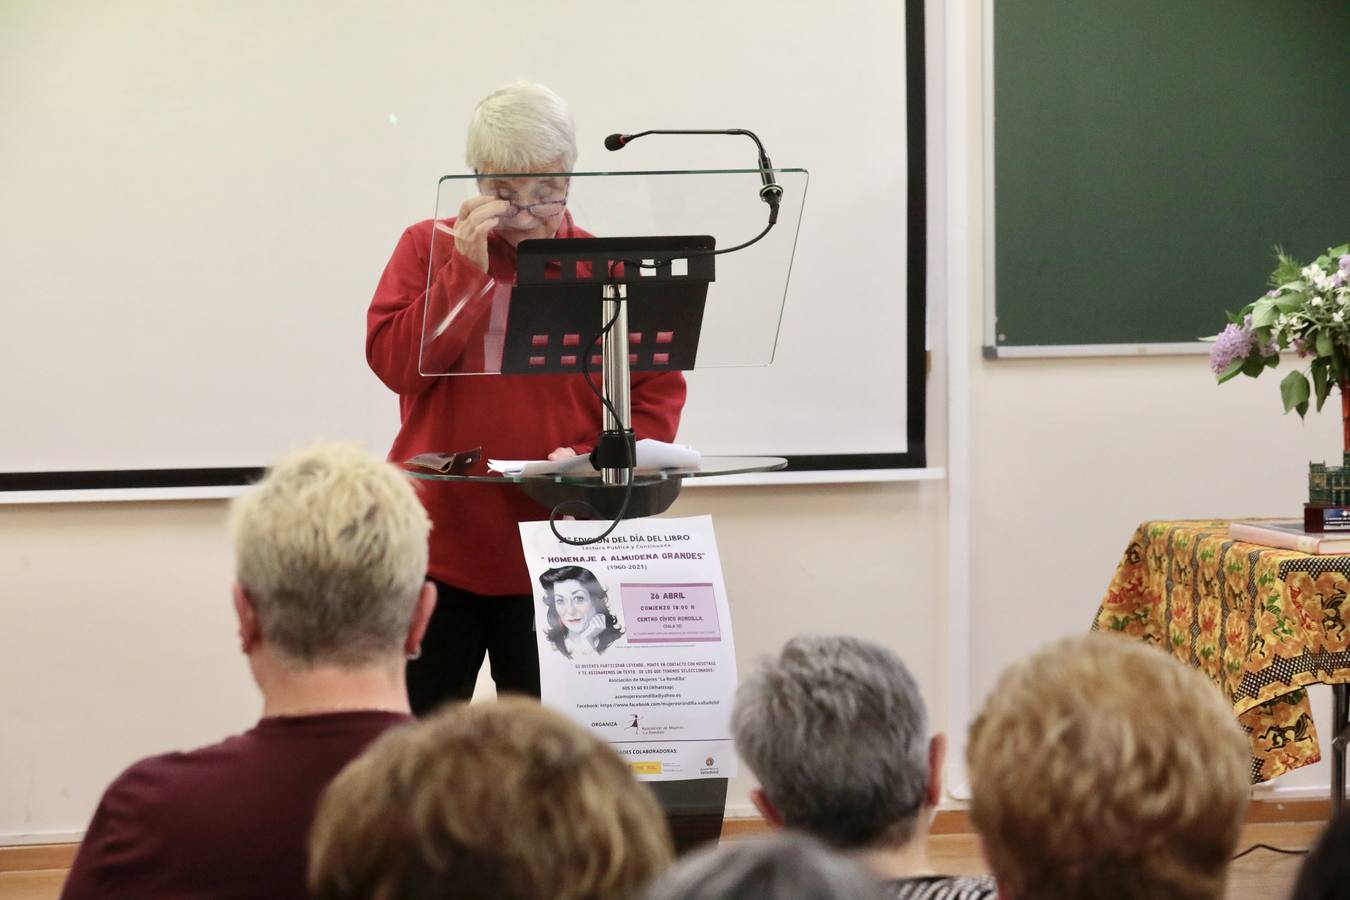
[489,439,702,477]
[518,515,738,781]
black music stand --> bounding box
[511,235,729,852]
[503,235,716,518]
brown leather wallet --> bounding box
[404,447,483,475]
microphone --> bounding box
[603,128,781,222]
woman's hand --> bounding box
[452,195,511,272]
[547,447,577,461]
[581,614,607,645]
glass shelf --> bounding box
[403,455,788,485]
[421,168,807,376]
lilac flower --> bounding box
[1292,335,1310,357]
[1210,322,1255,374]
[1340,254,1350,272]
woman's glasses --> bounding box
[499,194,569,219]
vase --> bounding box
[1306,384,1350,530]
[1342,380,1350,453]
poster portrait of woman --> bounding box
[538,565,625,659]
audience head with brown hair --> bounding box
[967,632,1250,900]
[309,696,673,900]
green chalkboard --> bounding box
[991,0,1350,353]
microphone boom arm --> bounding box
[605,128,781,222]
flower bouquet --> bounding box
[1210,245,1350,417]
[1211,244,1350,531]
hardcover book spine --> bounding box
[1229,523,1318,554]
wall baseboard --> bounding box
[0,842,79,873]
[0,798,1335,873]
[721,797,1335,842]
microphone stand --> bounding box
[591,281,635,486]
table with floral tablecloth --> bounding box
[1095,519,1350,783]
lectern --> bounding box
[406,167,808,851]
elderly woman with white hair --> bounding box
[366,82,687,713]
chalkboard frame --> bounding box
[984,0,1350,359]
[0,0,931,493]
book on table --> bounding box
[1228,520,1350,555]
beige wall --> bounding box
[2,502,258,842]
[0,480,948,839]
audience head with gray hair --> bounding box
[731,636,998,898]
[643,833,884,900]
[229,442,436,705]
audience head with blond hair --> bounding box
[967,632,1250,900]
[642,833,884,900]
[309,697,673,900]
[230,441,435,683]
[62,443,435,900]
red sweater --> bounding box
[367,217,686,595]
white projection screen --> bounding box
[0,0,926,493]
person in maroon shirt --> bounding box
[62,444,437,900]
[367,81,686,711]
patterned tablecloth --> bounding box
[1095,520,1350,783]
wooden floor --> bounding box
[0,821,1322,900]
[923,822,1321,898]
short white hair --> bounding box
[230,443,430,667]
[465,81,576,173]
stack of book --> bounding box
[1228,520,1350,555]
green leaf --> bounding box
[1242,354,1266,377]
[1216,359,1244,384]
[1271,247,1305,287]
[1313,359,1331,411]
[1281,370,1311,417]
[1317,331,1335,357]
[1250,299,1278,328]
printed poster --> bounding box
[518,515,738,781]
